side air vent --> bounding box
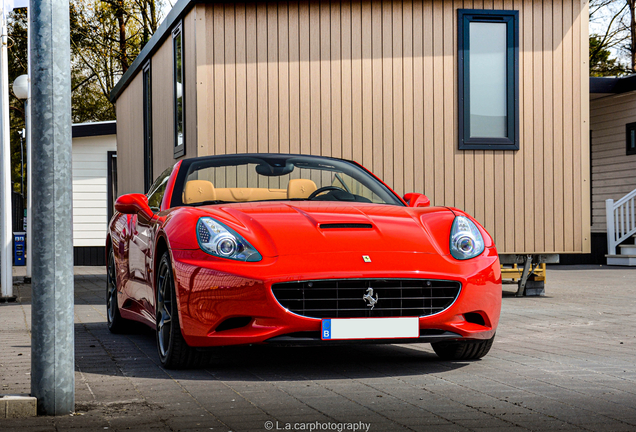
[215,316,252,332]
[319,223,373,229]
[464,312,486,326]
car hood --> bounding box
[176,202,456,257]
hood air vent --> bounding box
[319,223,373,229]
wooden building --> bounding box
[111,0,590,257]
[587,76,636,265]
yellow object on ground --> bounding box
[500,263,546,282]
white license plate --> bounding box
[321,317,419,340]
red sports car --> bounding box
[107,154,501,369]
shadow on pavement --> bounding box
[75,321,471,382]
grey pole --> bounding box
[25,3,32,284]
[29,0,75,416]
[25,98,32,284]
[0,20,14,301]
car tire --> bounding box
[156,251,208,369]
[107,248,129,334]
[431,335,495,360]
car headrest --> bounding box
[287,179,317,199]
[183,180,216,204]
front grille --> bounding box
[271,279,461,319]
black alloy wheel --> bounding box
[107,248,127,333]
[155,251,208,369]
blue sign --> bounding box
[321,319,331,340]
[13,232,26,266]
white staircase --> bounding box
[606,189,636,266]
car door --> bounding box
[127,213,154,316]
[126,167,173,321]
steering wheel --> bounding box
[308,186,346,200]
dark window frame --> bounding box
[458,9,519,150]
[172,22,185,159]
[590,129,593,222]
[142,60,153,192]
[627,122,636,156]
[107,151,117,223]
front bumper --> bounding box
[170,248,502,347]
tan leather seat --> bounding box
[183,180,216,204]
[215,188,287,202]
[287,179,318,199]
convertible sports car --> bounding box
[107,154,501,369]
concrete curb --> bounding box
[1,395,37,418]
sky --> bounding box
[589,1,629,66]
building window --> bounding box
[142,61,153,191]
[627,122,636,156]
[173,22,185,158]
[458,9,519,150]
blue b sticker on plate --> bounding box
[322,319,332,340]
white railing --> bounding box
[606,189,636,255]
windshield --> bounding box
[177,155,402,206]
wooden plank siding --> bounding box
[190,0,589,254]
[590,92,636,234]
[150,34,175,180]
[114,0,590,255]
[116,11,198,194]
[115,75,144,194]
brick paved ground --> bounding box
[1,265,635,431]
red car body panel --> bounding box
[167,247,500,347]
[108,155,502,348]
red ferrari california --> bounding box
[107,154,501,369]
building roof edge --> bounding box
[590,74,636,94]
[109,0,196,103]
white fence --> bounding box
[606,189,636,255]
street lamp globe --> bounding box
[12,74,28,100]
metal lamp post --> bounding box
[5,0,75,415]
[12,74,30,283]
[0,10,12,302]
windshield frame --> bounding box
[169,154,405,208]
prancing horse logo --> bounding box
[363,287,379,309]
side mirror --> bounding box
[403,192,430,208]
[115,193,154,219]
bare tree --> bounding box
[629,0,636,71]
[590,0,636,73]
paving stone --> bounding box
[3,266,636,429]
[2,395,37,418]
[408,424,474,432]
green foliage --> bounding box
[69,0,163,122]
[6,0,163,194]
[8,9,27,195]
[590,34,630,76]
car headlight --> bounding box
[196,217,262,262]
[449,216,485,260]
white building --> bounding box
[72,121,116,265]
